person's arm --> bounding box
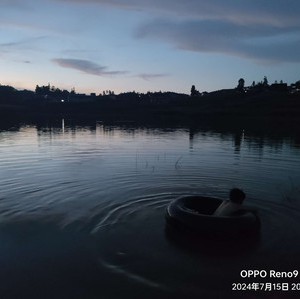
[213,201,227,216]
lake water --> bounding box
[1,119,300,298]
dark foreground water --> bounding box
[1,119,300,298]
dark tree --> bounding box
[237,78,245,91]
[35,84,50,95]
[190,85,199,96]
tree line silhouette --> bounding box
[0,77,300,122]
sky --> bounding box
[1,0,300,94]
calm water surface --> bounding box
[0,120,300,298]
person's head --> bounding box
[229,188,246,204]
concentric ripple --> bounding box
[0,122,300,298]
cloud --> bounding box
[57,0,300,27]
[0,36,47,57]
[137,73,169,81]
[0,36,46,48]
[56,0,300,63]
[136,19,300,63]
[0,0,30,9]
[52,58,128,76]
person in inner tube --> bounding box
[213,188,246,216]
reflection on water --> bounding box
[0,119,300,298]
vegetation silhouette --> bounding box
[0,77,300,124]
[236,78,245,92]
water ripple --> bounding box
[91,194,172,233]
[1,123,300,298]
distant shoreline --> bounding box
[1,81,300,129]
[1,92,299,123]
